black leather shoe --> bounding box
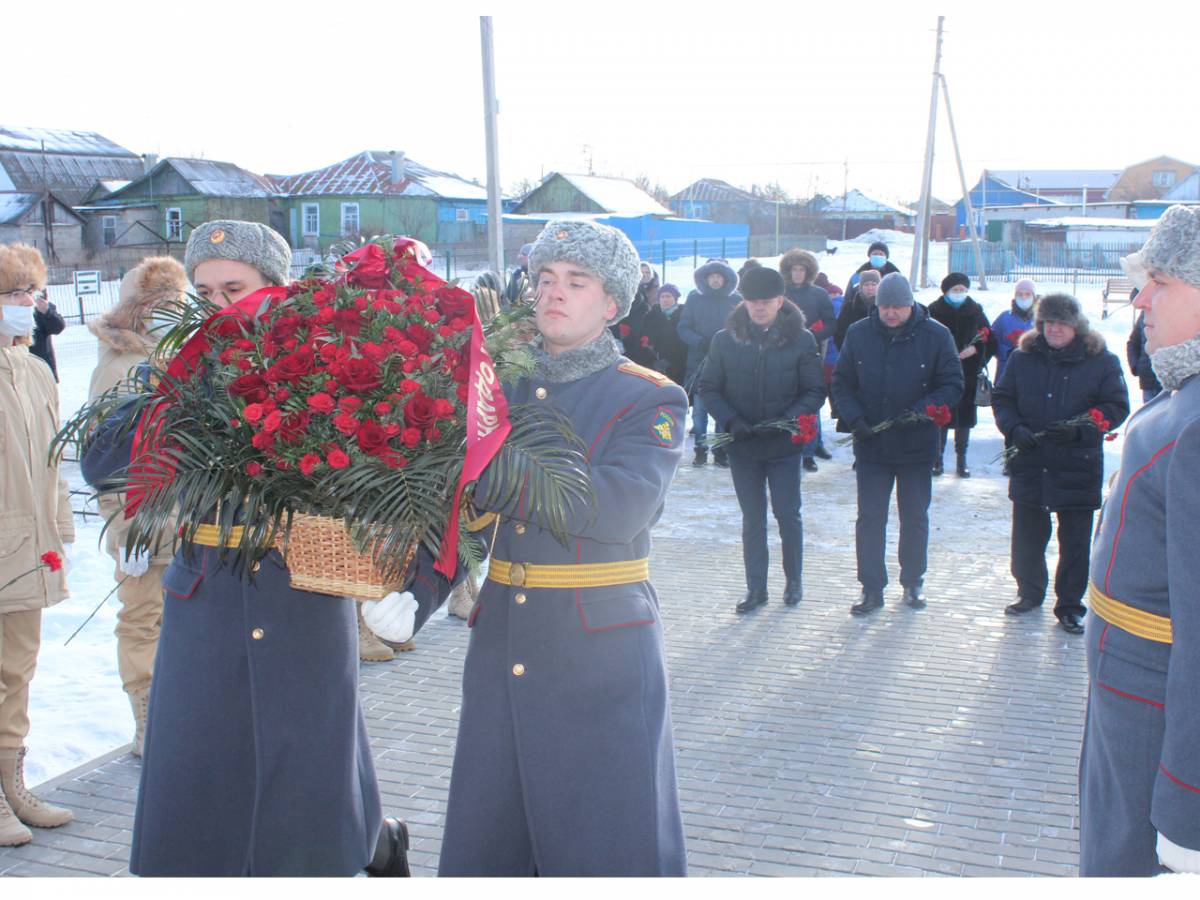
[902,585,926,609]
[736,590,768,613]
[932,458,944,477]
[693,447,708,467]
[713,449,730,469]
[814,445,833,461]
[802,457,818,473]
[956,457,971,478]
[1005,597,1042,615]
[365,817,411,877]
[783,580,802,607]
[1059,613,1085,635]
[851,590,884,616]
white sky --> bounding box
[7,1,1197,206]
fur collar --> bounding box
[1151,333,1200,391]
[88,319,157,354]
[531,330,622,384]
[1017,328,1105,357]
[726,299,806,345]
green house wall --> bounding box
[283,196,438,249]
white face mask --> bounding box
[0,305,34,337]
[1015,295,1034,311]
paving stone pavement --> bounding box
[0,451,1088,877]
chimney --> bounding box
[142,153,159,174]
[389,151,406,186]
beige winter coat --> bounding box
[0,343,73,613]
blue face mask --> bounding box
[869,255,886,268]
[945,290,968,306]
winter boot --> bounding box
[851,590,884,616]
[357,602,395,662]
[692,446,708,467]
[802,457,818,473]
[0,790,32,847]
[783,579,803,607]
[932,456,944,477]
[0,747,73,829]
[934,427,948,476]
[713,447,730,469]
[955,428,971,477]
[129,686,150,758]
[447,575,478,621]
[902,584,927,609]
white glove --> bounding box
[120,547,151,577]
[1158,831,1200,874]
[361,591,418,643]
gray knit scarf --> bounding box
[1151,333,1200,391]
[532,331,622,384]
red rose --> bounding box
[209,312,251,339]
[251,431,276,451]
[40,551,62,572]
[270,316,304,341]
[339,396,363,413]
[404,324,435,354]
[307,392,336,414]
[404,394,437,429]
[398,379,421,395]
[229,373,270,404]
[262,410,283,434]
[299,453,322,477]
[234,358,252,371]
[270,347,315,383]
[357,421,390,454]
[437,325,454,338]
[243,403,265,424]
[327,448,351,469]
[278,411,311,443]
[435,286,474,320]
[339,358,381,392]
[333,308,364,336]
[245,462,263,476]
[275,388,291,402]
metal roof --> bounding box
[1026,216,1155,229]
[670,178,760,204]
[271,151,488,201]
[0,126,139,157]
[822,189,915,217]
[0,150,146,206]
[0,191,86,226]
[988,170,1123,192]
[100,157,279,201]
[552,173,673,216]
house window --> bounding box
[165,207,183,241]
[455,207,470,223]
[341,203,360,236]
[1153,170,1177,189]
[302,203,320,236]
[102,215,117,247]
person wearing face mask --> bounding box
[992,293,1128,637]
[0,243,76,847]
[928,272,996,477]
[992,278,1038,383]
[641,283,688,385]
[843,240,899,302]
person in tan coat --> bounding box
[0,243,75,846]
[86,257,188,756]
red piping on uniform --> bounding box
[1104,441,1176,594]
[1160,764,1200,794]
[1099,623,1110,652]
[1098,681,1164,710]
[588,404,634,460]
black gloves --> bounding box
[851,419,876,441]
[1011,424,1040,451]
[1043,422,1081,444]
[728,417,754,440]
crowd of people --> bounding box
[0,206,1197,877]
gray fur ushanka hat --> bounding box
[528,219,640,318]
[1122,204,1200,290]
[185,220,292,286]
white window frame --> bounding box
[455,207,470,223]
[165,207,183,241]
[340,202,360,236]
[102,215,117,246]
[1152,170,1177,189]
[302,203,320,236]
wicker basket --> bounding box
[277,513,417,599]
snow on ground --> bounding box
[23,240,1146,786]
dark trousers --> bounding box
[938,426,970,458]
[1010,503,1093,617]
[728,454,803,593]
[855,461,932,592]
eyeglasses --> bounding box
[0,287,43,301]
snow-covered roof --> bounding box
[167,158,277,197]
[1164,172,1200,202]
[0,193,38,224]
[1025,216,1155,230]
[989,169,1123,192]
[97,179,131,194]
[553,173,673,216]
[0,126,139,158]
[271,151,488,201]
[669,178,759,204]
[822,189,915,217]
[0,148,146,206]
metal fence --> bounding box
[948,240,1143,285]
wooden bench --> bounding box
[1102,277,1136,319]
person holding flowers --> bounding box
[928,272,996,477]
[0,243,75,847]
[697,267,826,613]
[992,292,1128,635]
[832,273,963,617]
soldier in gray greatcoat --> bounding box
[1080,205,1200,876]
[436,219,689,875]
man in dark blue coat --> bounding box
[438,219,688,876]
[698,267,826,612]
[832,273,963,616]
[678,259,741,467]
[993,293,1130,634]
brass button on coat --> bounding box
[512,663,525,677]
[515,593,527,605]
[251,628,264,640]
[534,387,548,399]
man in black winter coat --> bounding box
[780,249,837,469]
[833,273,963,616]
[1126,305,1163,402]
[30,295,66,382]
[641,284,688,385]
[992,293,1130,635]
[699,268,826,613]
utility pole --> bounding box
[939,75,988,289]
[841,158,849,241]
[480,16,504,276]
[910,16,944,289]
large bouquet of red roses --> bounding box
[57,237,591,590]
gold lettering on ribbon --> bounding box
[474,360,500,439]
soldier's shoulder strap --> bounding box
[617,361,672,388]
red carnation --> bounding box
[405,325,435,354]
[339,397,363,413]
[251,431,276,451]
[811,320,825,334]
[307,392,336,415]
[640,336,651,347]
[433,398,456,419]
[333,308,365,336]
[619,324,632,338]
[243,403,265,424]
[270,316,304,341]
[374,402,393,416]
[423,308,442,325]
[399,379,422,394]
[327,448,351,469]
[245,462,263,476]
[40,551,63,572]
[299,453,323,477]
[333,412,361,436]
[402,427,422,448]
[262,411,283,434]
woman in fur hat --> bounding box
[86,256,189,758]
[0,243,76,847]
